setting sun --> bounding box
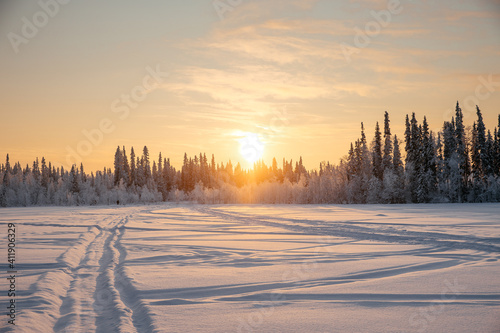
[238,132,264,165]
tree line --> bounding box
[1,102,499,206]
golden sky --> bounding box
[1,0,499,171]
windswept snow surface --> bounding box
[1,204,500,333]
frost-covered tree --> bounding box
[404,113,420,202]
[129,147,136,186]
[471,106,487,181]
[418,117,437,202]
[382,111,393,172]
[493,126,500,177]
[142,146,151,182]
[114,146,124,186]
[372,122,383,180]
[454,102,469,201]
[1,103,499,206]
[122,146,129,186]
[380,133,403,204]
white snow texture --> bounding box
[1,203,499,332]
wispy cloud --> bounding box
[157,0,500,155]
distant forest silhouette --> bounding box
[1,103,500,206]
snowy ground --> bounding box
[1,204,500,333]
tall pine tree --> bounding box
[372,122,383,180]
[382,111,393,172]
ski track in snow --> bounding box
[5,210,158,333]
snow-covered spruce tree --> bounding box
[156,153,168,200]
[1,157,11,206]
[372,121,383,180]
[419,117,437,202]
[122,146,130,186]
[391,135,405,203]
[189,156,198,191]
[346,140,361,203]
[404,113,420,202]
[476,106,487,174]
[114,146,124,186]
[484,130,495,178]
[471,122,481,182]
[454,102,469,201]
[136,156,145,187]
[69,165,80,205]
[346,142,355,183]
[354,123,371,203]
[496,115,500,176]
[142,145,152,182]
[441,120,459,202]
[129,146,136,187]
[469,107,489,201]
[367,121,383,203]
[382,111,393,172]
[162,157,175,193]
[493,126,500,177]
[366,175,382,203]
[41,157,49,191]
[435,133,446,201]
[181,153,189,192]
[414,123,428,203]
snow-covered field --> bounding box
[1,204,500,333]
